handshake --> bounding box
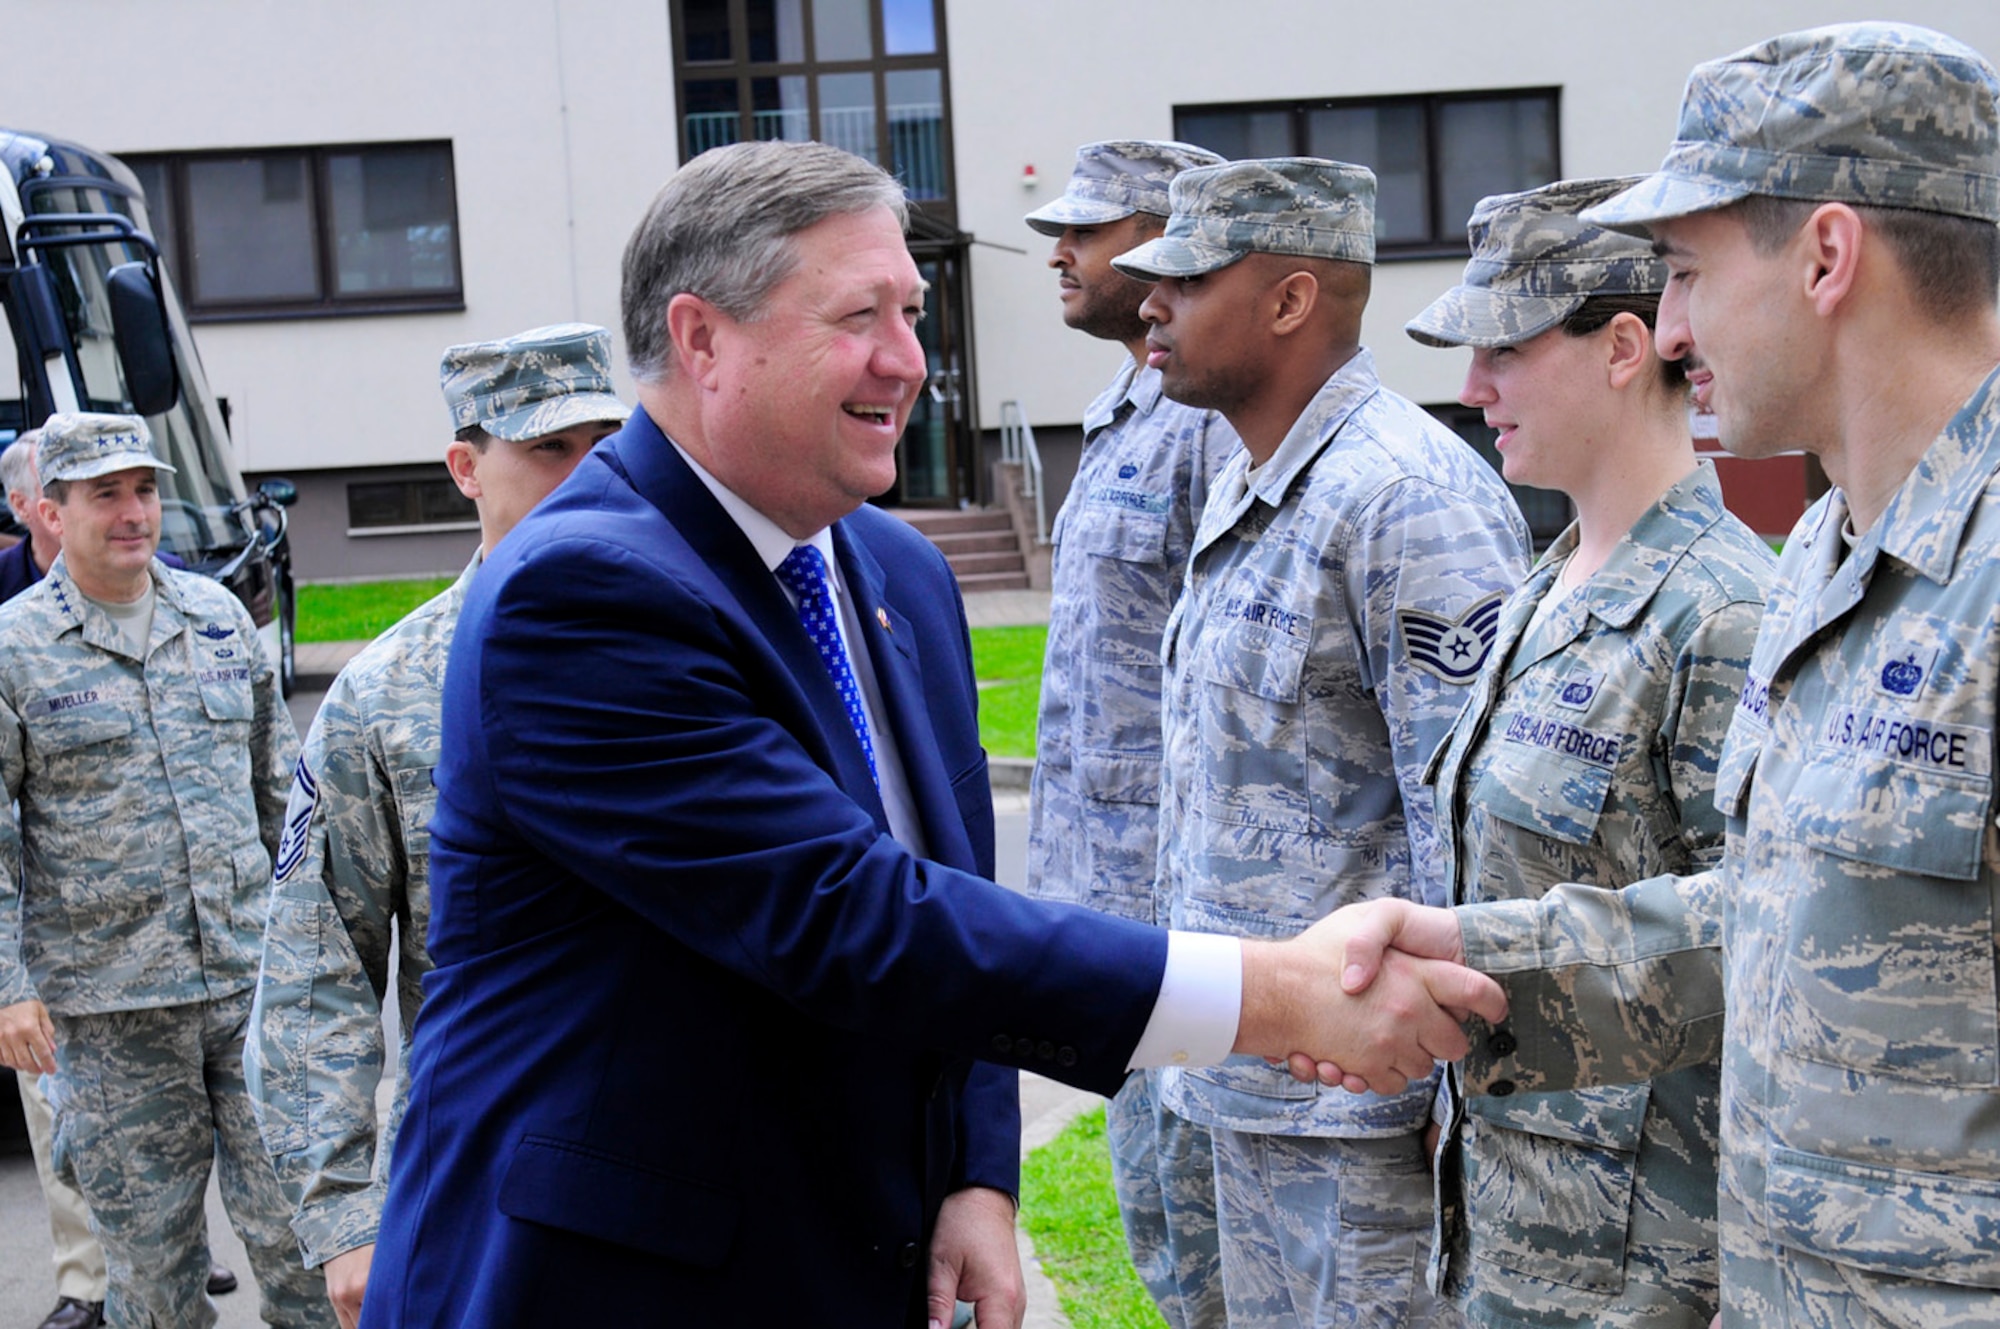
[1232,900,1502,1095]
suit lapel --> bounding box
[833,521,974,870]
[608,415,889,828]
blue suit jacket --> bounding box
[363,411,1168,1327]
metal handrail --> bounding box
[997,400,1049,545]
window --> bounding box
[1176,90,1559,258]
[671,0,955,214]
[346,474,477,535]
[1428,404,1572,549]
[123,142,463,319]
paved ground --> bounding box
[7,587,1099,1327]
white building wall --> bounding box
[0,0,674,477]
[3,0,1999,476]
[949,0,2000,427]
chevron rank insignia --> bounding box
[1399,592,1505,684]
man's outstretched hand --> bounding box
[1235,899,1499,1096]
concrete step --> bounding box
[948,551,1027,577]
[928,530,1021,556]
[956,570,1032,593]
[892,508,1014,536]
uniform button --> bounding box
[1014,1037,1036,1058]
[1489,1080,1516,1097]
[1036,1041,1056,1061]
[899,1242,919,1269]
[1056,1047,1078,1068]
[990,1034,1012,1056]
[1488,1032,1517,1058]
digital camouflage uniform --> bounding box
[1406,176,1775,1328]
[0,415,321,1329]
[247,322,626,1274]
[1429,468,1770,1328]
[248,561,469,1267]
[1452,24,2000,1327]
[1024,139,1234,1329]
[1117,159,1532,1327]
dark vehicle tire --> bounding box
[278,572,297,698]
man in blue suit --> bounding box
[360,141,1504,1329]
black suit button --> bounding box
[990,1034,1012,1056]
[1013,1037,1035,1058]
[1489,1031,1518,1058]
[1489,1080,1516,1097]
[1036,1041,1056,1061]
[1056,1046,1078,1068]
[899,1242,919,1269]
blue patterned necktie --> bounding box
[775,545,878,784]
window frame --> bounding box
[667,0,958,221]
[123,140,466,322]
[1174,87,1562,260]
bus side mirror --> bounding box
[257,478,298,507]
[107,261,179,418]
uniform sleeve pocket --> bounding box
[498,1134,740,1266]
[1766,1147,2000,1288]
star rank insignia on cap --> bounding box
[1399,592,1505,684]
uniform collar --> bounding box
[1082,355,1163,436]
[1551,462,1734,631]
[1862,362,2000,586]
[42,554,190,657]
[1245,347,1380,509]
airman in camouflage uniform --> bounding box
[0,413,324,1328]
[247,324,627,1326]
[1022,139,1237,1329]
[1329,23,2000,1327]
[1114,159,1530,1326]
[1408,177,1775,1327]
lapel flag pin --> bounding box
[876,607,892,631]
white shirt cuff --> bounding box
[1125,931,1242,1070]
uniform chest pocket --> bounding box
[198,666,256,725]
[1472,734,1615,848]
[27,703,133,756]
[1075,504,1169,565]
[1195,619,1311,833]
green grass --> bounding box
[1019,1106,1168,1329]
[297,578,455,642]
[969,624,1046,759]
[299,585,1049,759]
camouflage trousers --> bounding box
[1719,1189,2000,1328]
[1106,1068,1225,1329]
[46,991,333,1329]
[1211,1125,1464,1328]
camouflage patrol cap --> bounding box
[440,323,629,443]
[36,412,176,485]
[1408,176,1665,349]
[1110,158,1378,278]
[1585,23,2000,233]
[1023,140,1226,236]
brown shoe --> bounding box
[36,1298,104,1329]
[207,1262,239,1296]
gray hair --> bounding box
[621,141,909,384]
[1,431,41,520]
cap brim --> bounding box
[1405,286,1581,349]
[1580,171,1752,236]
[1023,197,1141,236]
[481,392,630,443]
[1110,235,1246,280]
[52,454,176,482]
